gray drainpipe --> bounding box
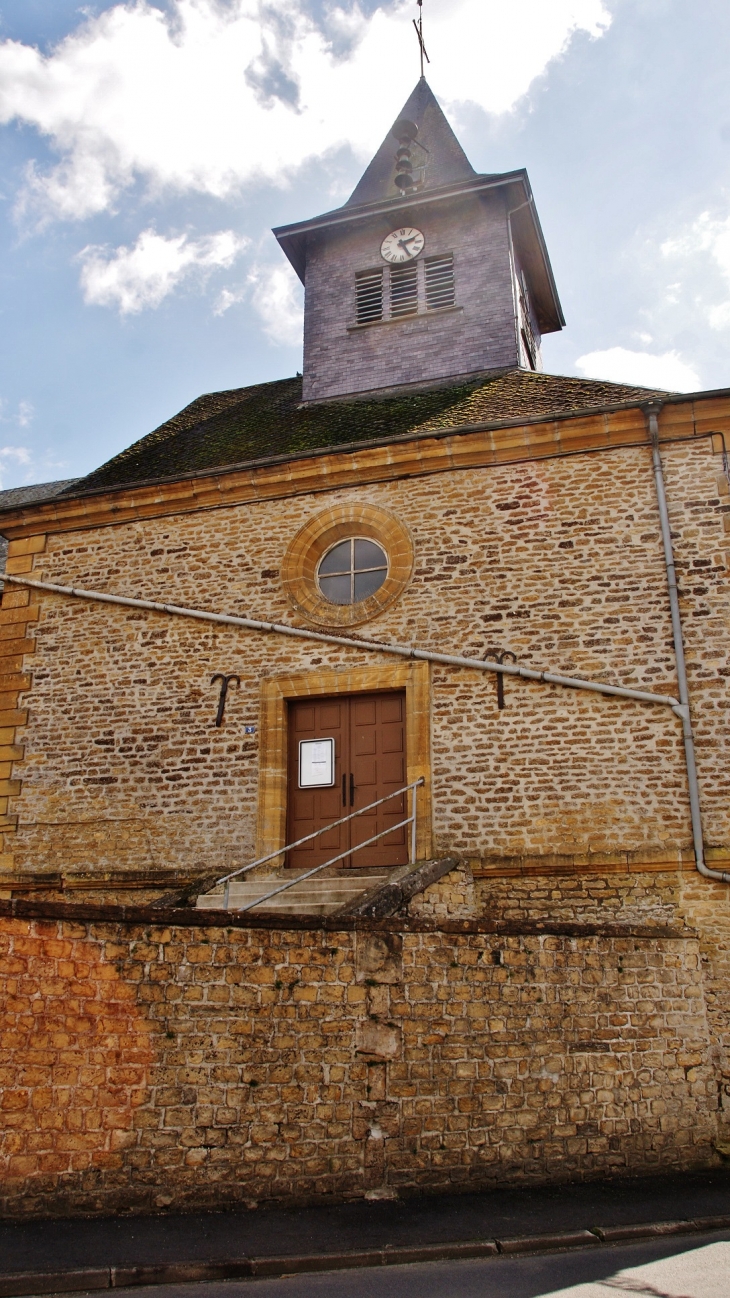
[645,402,730,884]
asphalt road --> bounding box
[53,1229,730,1298]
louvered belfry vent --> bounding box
[425,254,455,310]
[390,264,419,317]
[355,268,384,324]
[353,254,456,327]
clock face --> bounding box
[380,227,425,264]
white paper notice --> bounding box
[299,737,335,787]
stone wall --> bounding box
[0,901,720,1219]
[407,862,730,1126]
[2,435,729,890]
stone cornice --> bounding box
[0,391,728,540]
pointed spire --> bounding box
[346,79,475,208]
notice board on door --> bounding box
[298,738,335,787]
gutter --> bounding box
[6,565,720,881]
[4,574,685,717]
[645,403,730,885]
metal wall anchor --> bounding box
[211,673,240,727]
[485,649,517,710]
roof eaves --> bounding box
[507,181,565,331]
[17,388,691,512]
[662,384,730,403]
[273,171,529,283]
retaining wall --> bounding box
[0,899,720,1218]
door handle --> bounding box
[349,773,355,806]
[342,774,347,806]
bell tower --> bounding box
[274,80,564,404]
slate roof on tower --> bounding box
[345,77,476,206]
[273,79,564,336]
[59,369,669,496]
[0,84,672,508]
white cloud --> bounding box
[0,445,31,465]
[662,212,730,331]
[0,399,34,429]
[0,0,611,221]
[214,285,247,317]
[78,227,249,313]
[0,445,32,490]
[246,262,303,346]
[575,347,701,392]
[16,401,34,428]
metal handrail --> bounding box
[236,812,415,912]
[201,777,424,910]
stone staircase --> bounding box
[196,868,391,918]
[194,857,458,919]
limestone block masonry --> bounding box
[3,431,730,891]
[1,400,730,1208]
[0,903,720,1218]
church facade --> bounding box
[1,81,729,1215]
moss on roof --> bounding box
[69,369,668,496]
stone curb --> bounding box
[496,1229,598,1253]
[1,1215,729,1296]
[591,1214,730,1242]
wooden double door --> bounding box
[286,691,408,871]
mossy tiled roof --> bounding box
[69,369,668,496]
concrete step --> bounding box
[194,857,459,918]
[196,870,392,915]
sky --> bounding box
[0,0,729,489]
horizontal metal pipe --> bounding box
[4,574,682,712]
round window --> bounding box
[317,538,388,605]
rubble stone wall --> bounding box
[0,904,720,1219]
[408,863,730,1124]
[2,436,729,891]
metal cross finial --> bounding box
[413,0,430,78]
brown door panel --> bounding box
[287,696,348,870]
[348,691,408,868]
[319,702,344,728]
[380,753,406,781]
[351,697,377,725]
[292,704,316,731]
[286,690,408,869]
[380,705,403,726]
[353,759,378,786]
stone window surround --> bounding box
[281,503,414,629]
[255,661,433,864]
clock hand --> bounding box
[397,235,418,247]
